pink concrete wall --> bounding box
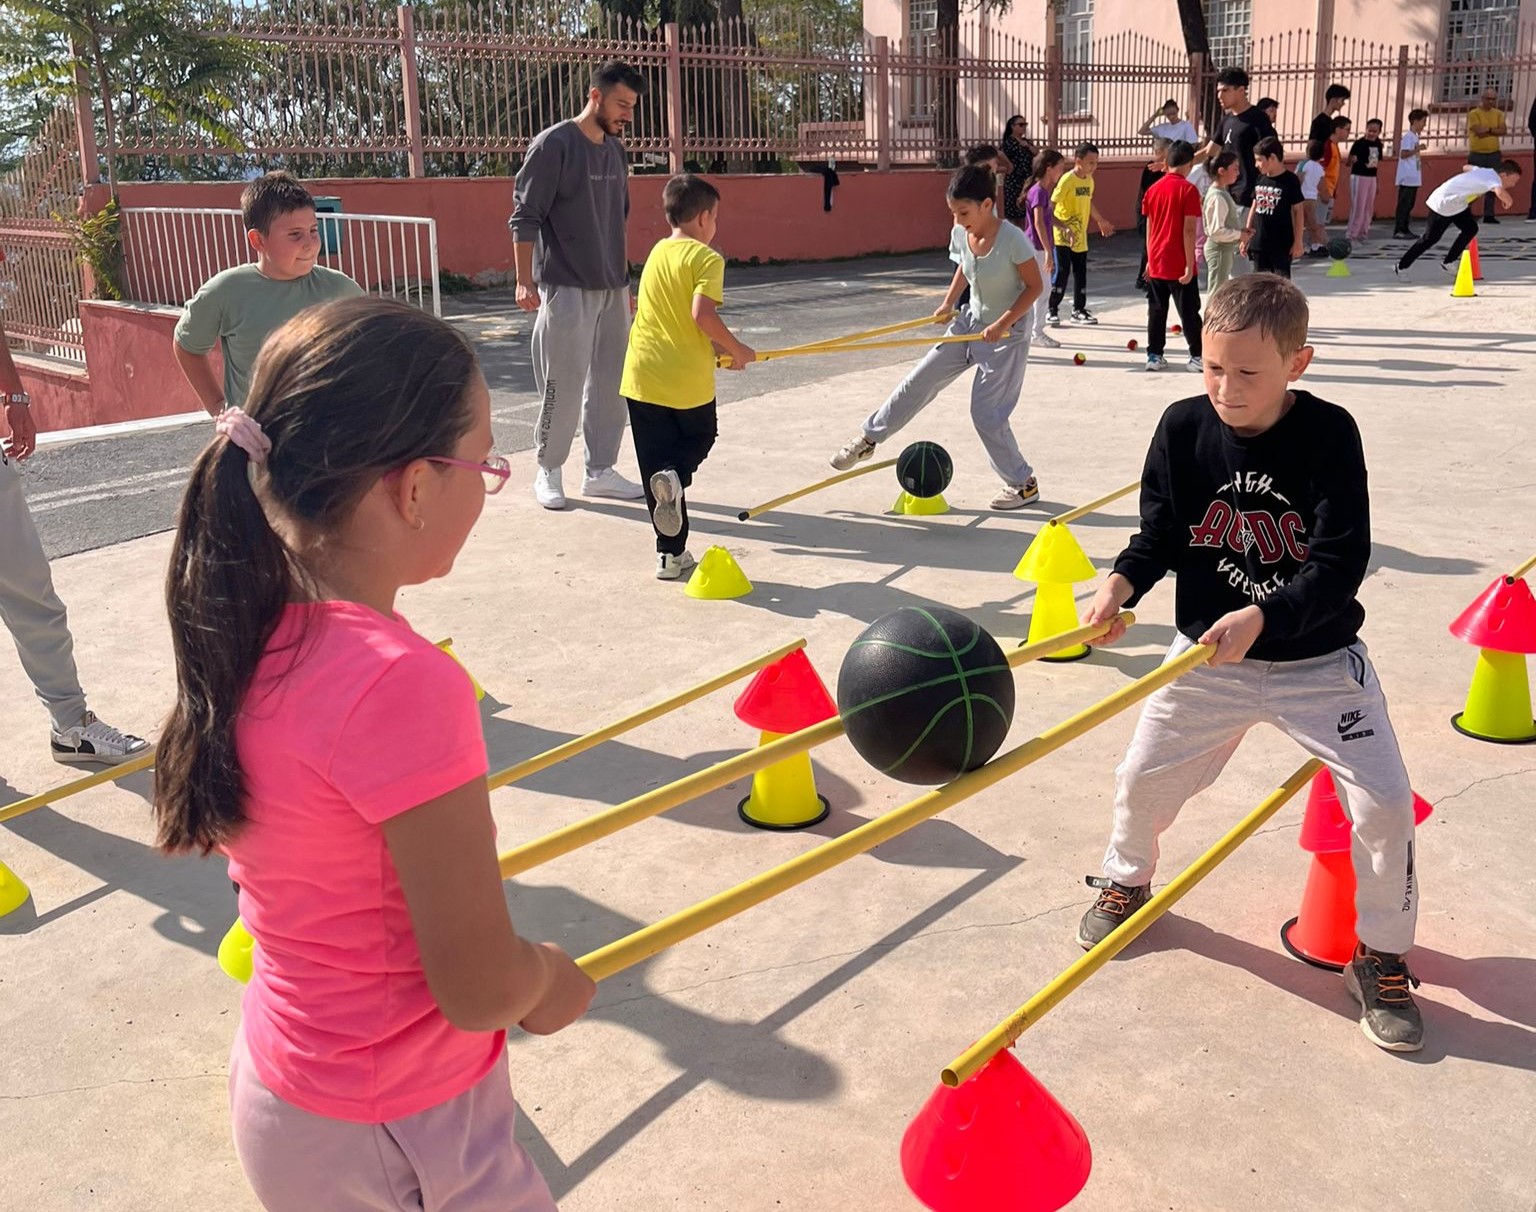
[14,358,93,434]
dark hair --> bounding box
[1366,117,1383,128]
[154,299,481,854]
[1500,159,1523,176]
[1024,148,1065,191]
[1255,135,1285,160]
[1074,141,1099,159]
[1305,138,1326,161]
[1166,139,1195,168]
[1217,67,1250,89]
[1001,115,1029,144]
[241,171,315,235]
[946,164,997,205]
[1325,84,1351,103]
[1162,98,1179,110]
[964,143,1002,165]
[592,60,646,95]
[663,173,720,225]
[1256,96,1279,111]
[1211,150,1239,173]
[1333,116,1352,131]
[1407,108,1429,123]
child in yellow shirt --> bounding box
[1048,142,1116,325]
[621,175,756,580]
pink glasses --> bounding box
[423,453,512,494]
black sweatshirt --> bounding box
[1113,391,1369,661]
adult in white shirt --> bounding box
[1140,99,1199,147]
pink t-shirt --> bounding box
[225,600,499,1124]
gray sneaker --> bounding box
[649,469,684,538]
[1344,947,1424,1052]
[1076,876,1152,950]
[51,711,150,767]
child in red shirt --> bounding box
[1141,139,1205,372]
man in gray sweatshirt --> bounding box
[510,60,648,509]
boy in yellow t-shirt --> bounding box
[621,174,756,580]
[1048,142,1116,325]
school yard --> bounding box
[2,234,1534,1211]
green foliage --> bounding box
[57,194,127,301]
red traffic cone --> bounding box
[902,1050,1091,1212]
[1297,768,1434,854]
[733,650,838,829]
[1468,237,1482,281]
[1448,576,1536,744]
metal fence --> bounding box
[119,207,442,316]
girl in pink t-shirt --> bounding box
[154,297,594,1211]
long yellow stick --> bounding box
[720,329,1002,368]
[737,458,898,521]
[1051,479,1142,528]
[940,757,1322,1087]
[498,614,1134,880]
[769,313,953,355]
[1509,552,1536,582]
[486,638,807,791]
[0,749,157,825]
[576,640,1211,982]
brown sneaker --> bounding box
[1076,876,1151,950]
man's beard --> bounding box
[598,114,629,136]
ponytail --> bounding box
[1023,148,1066,193]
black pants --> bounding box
[1049,247,1088,313]
[1394,185,1418,234]
[1146,277,1203,358]
[1398,210,1477,270]
[1251,251,1293,278]
[626,397,718,556]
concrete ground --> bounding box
[3,230,1535,1211]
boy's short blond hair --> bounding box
[1205,276,1310,354]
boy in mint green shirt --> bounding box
[175,171,362,413]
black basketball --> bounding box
[837,606,1015,785]
[1327,236,1352,261]
[896,441,954,500]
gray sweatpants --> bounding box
[1105,634,1418,954]
[0,453,87,731]
[530,282,630,474]
[862,312,1034,487]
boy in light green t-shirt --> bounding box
[620,174,755,581]
[174,171,362,415]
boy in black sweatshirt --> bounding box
[1077,274,1424,1054]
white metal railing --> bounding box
[119,207,441,317]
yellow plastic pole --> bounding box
[498,614,1134,880]
[720,329,1003,368]
[940,757,1322,1087]
[486,638,807,792]
[0,748,156,825]
[1050,479,1142,528]
[576,640,1211,982]
[1509,551,1536,582]
[737,458,898,521]
[767,312,954,355]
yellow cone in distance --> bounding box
[1326,259,1351,278]
[436,639,485,702]
[1027,581,1091,662]
[0,859,30,918]
[1013,523,1097,586]
[218,916,256,984]
[738,731,831,829]
[1451,251,1476,298]
[892,490,950,516]
[1452,648,1536,743]
[685,546,753,600]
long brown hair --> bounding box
[154,298,479,853]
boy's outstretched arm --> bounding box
[1089,204,1116,238]
[693,295,755,370]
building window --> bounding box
[1056,0,1094,116]
[1204,0,1251,71]
[1439,0,1517,103]
[905,0,939,120]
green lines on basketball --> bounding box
[837,606,1016,785]
[896,441,954,500]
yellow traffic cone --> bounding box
[0,859,31,918]
[1451,251,1476,298]
[435,638,485,702]
[892,490,950,516]
[1014,522,1098,662]
[1326,259,1351,278]
[218,917,256,984]
[737,732,831,829]
[1451,649,1536,744]
[685,546,753,600]
[1025,581,1091,661]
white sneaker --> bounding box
[1035,332,1062,348]
[1144,354,1167,371]
[51,711,150,767]
[1186,357,1204,373]
[830,435,876,471]
[650,469,684,538]
[534,466,567,510]
[656,550,696,581]
[582,467,644,500]
[990,478,1040,510]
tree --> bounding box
[1173,0,1219,137]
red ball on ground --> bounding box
[1073,352,1087,365]
[1171,324,1183,335]
[1127,339,1139,351]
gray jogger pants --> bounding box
[861,313,1034,487]
[1104,634,1418,954]
[0,453,86,731]
[530,283,630,474]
